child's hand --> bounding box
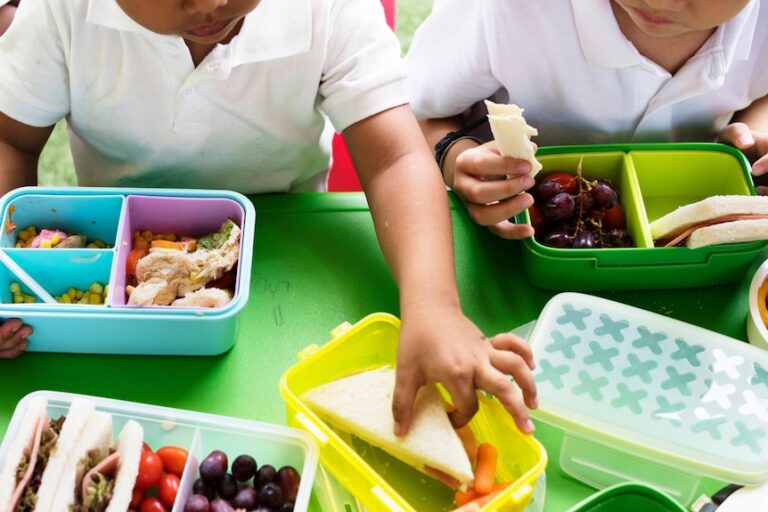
[392,305,538,436]
[719,122,768,176]
[0,319,31,358]
[452,141,536,240]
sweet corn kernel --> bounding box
[68,288,77,299]
[12,295,23,303]
[89,294,101,305]
[134,238,149,249]
[59,294,71,304]
[50,234,61,246]
[9,282,21,294]
[17,230,30,241]
[142,230,153,241]
[89,282,104,295]
[165,233,177,242]
[15,242,23,248]
[103,284,109,298]
[23,295,35,303]
[75,290,84,299]
[94,240,106,248]
[40,239,52,249]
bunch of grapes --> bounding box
[528,168,633,249]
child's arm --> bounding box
[344,104,537,435]
[719,95,768,176]
[419,117,536,240]
[0,112,50,196]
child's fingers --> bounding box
[475,367,534,434]
[453,173,534,205]
[488,333,534,370]
[392,366,423,436]
[0,340,28,359]
[720,122,755,150]
[0,318,23,343]
[752,153,768,176]
[462,193,534,227]
[488,221,534,240]
[445,380,480,429]
[487,351,538,409]
[458,144,532,179]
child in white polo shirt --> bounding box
[0,0,18,35]
[0,0,539,435]
[406,0,768,238]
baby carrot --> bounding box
[454,487,480,507]
[456,425,479,466]
[474,443,497,495]
[451,488,503,512]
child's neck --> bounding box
[611,2,716,75]
[184,18,245,67]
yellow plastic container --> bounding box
[280,313,548,512]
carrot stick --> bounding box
[474,443,497,495]
[451,488,503,512]
[456,425,479,466]
[454,487,480,507]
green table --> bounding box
[0,192,761,511]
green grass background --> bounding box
[37,0,434,186]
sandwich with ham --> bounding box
[301,367,474,489]
[0,397,95,512]
[53,413,143,512]
[0,398,143,512]
[650,195,768,249]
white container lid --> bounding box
[530,293,768,484]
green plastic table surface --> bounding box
[0,192,762,511]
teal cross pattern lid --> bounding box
[530,293,768,484]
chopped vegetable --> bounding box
[759,278,768,328]
[197,219,235,250]
[456,425,479,466]
[126,248,149,276]
[474,443,497,495]
[150,239,196,252]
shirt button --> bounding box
[183,88,196,97]
[164,42,180,55]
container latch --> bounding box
[297,344,321,361]
[331,321,353,339]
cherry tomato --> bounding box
[602,203,626,230]
[126,248,149,276]
[157,473,181,508]
[130,487,145,508]
[542,172,577,194]
[136,450,164,489]
[528,203,546,234]
[156,446,189,477]
[139,497,167,512]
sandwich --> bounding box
[0,397,94,512]
[485,100,543,176]
[0,398,144,512]
[301,367,474,488]
[650,195,768,249]
[54,414,143,512]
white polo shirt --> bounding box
[0,0,406,192]
[405,0,768,145]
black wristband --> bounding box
[434,116,489,173]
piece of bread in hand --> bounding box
[649,195,768,248]
[485,100,543,176]
[301,367,474,487]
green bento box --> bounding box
[564,483,686,512]
[514,143,765,290]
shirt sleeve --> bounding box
[404,0,501,120]
[0,0,71,127]
[319,0,407,132]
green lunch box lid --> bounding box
[530,293,768,484]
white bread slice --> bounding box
[650,195,768,240]
[105,420,144,512]
[52,411,113,509]
[0,396,47,508]
[35,398,96,512]
[301,367,474,485]
[687,218,768,249]
[485,100,543,176]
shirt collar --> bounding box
[87,0,312,65]
[570,0,759,72]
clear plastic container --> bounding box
[530,293,768,506]
[0,391,318,511]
